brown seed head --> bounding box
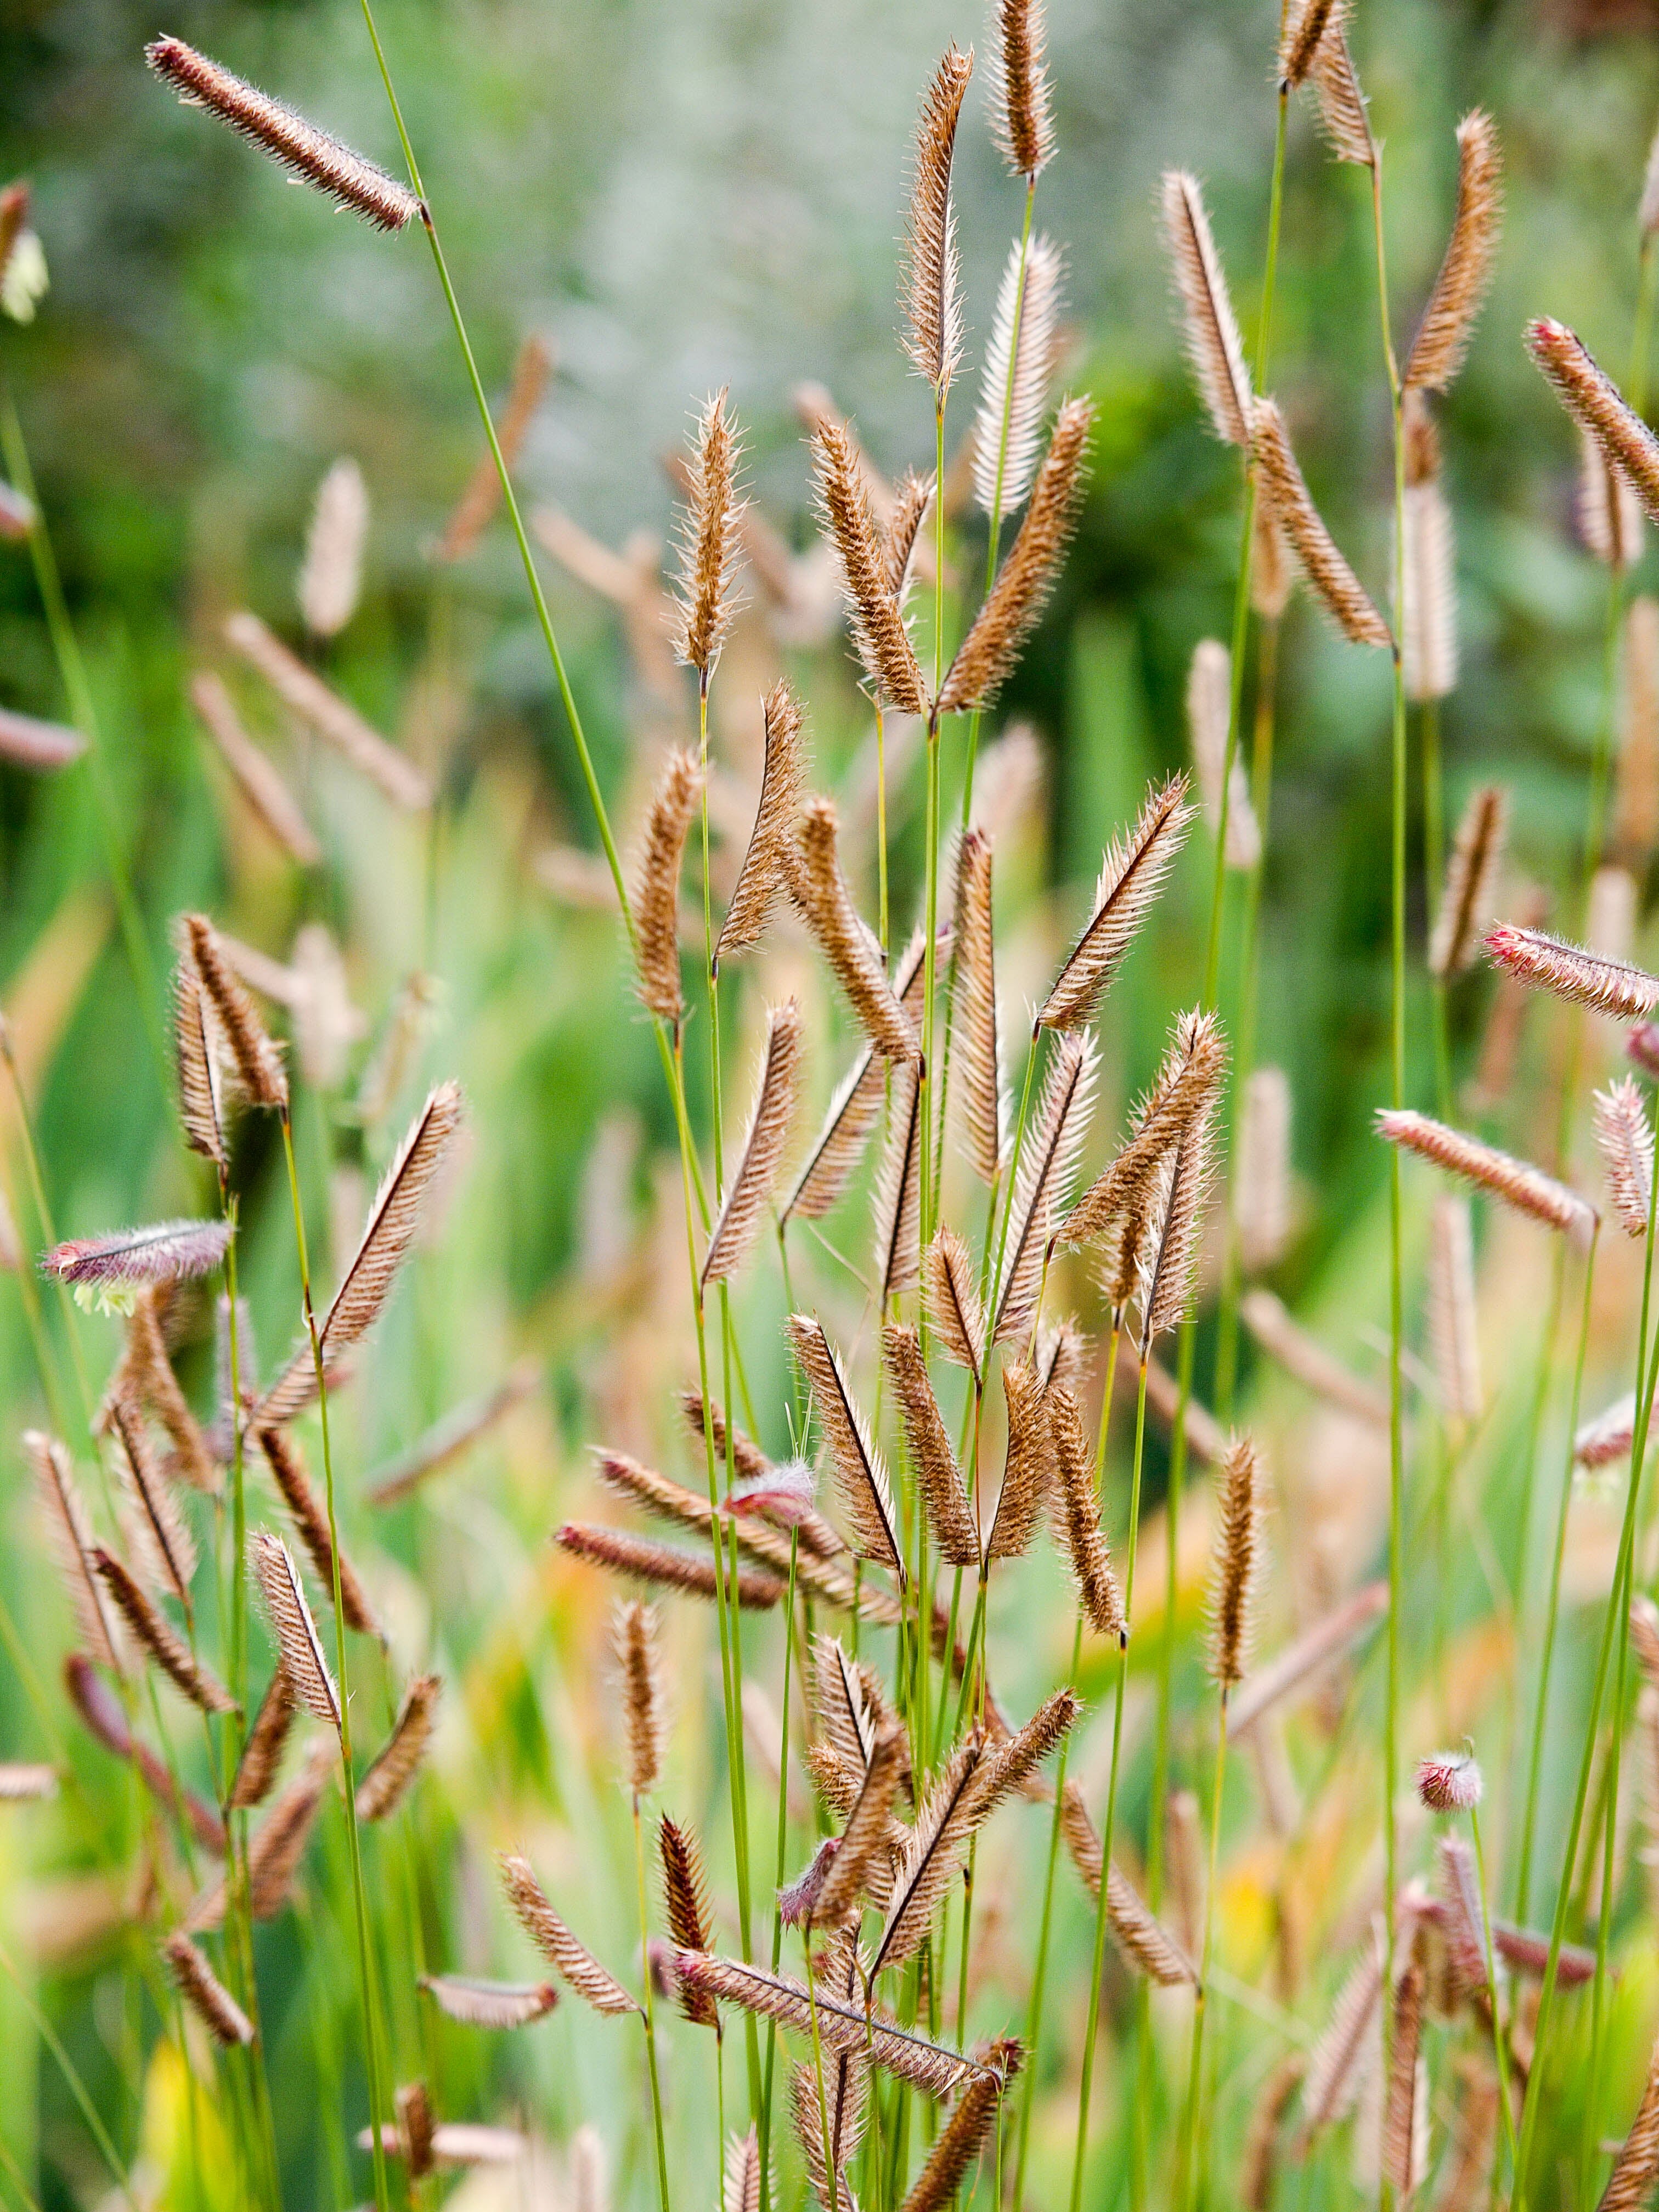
[1378,1105,1598,1249]
[1049,1384,1125,1643]
[499,1853,641,2015]
[1250,400,1390,647]
[1429,786,1506,978]
[901,48,974,397]
[1486,917,1659,1021]
[1530,318,1659,528]
[183,912,287,1110]
[164,1932,254,2045]
[884,1323,979,1568]
[1037,777,1195,1031]
[1594,1076,1655,1238]
[1162,172,1252,450]
[715,681,806,967]
[974,236,1064,523]
[990,0,1052,177]
[224,611,431,810]
[356,1673,441,1821]
[673,388,744,678]
[787,799,921,1063]
[1206,1432,1265,1689]
[703,1000,803,1287]
[658,1815,719,2025]
[250,1529,338,1729]
[812,419,930,715]
[613,1600,665,1798]
[1403,112,1502,395]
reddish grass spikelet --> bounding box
[41,1216,233,1296]
[658,1816,718,2025]
[984,1363,1053,1562]
[163,1932,254,2046]
[125,1289,218,1496]
[1251,399,1390,646]
[184,911,288,1110]
[787,1315,906,1579]
[557,1522,785,1609]
[813,1719,907,1927]
[29,1430,122,1672]
[673,387,744,679]
[420,1976,559,2029]
[188,673,322,868]
[1037,777,1194,1031]
[1430,786,1506,978]
[145,37,419,232]
[357,1673,441,1821]
[229,1666,294,1809]
[902,47,974,398]
[1403,112,1502,394]
[613,1600,664,1799]
[973,234,1063,520]
[898,2040,1022,2212]
[1380,1950,1427,2196]
[1378,1106,1598,1249]
[189,1737,337,1926]
[250,1530,338,1728]
[715,681,806,968]
[703,999,803,1286]
[1530,318,1659,527]
[871,1062,924,1302]
[1162,172,1252,449]
[871,1732,986,1976]
[789,2047,870,2209]
[434,331,554,562]
[0,707,86,771]
[499,1854,640,2015]
[1601,2039,1659,2212]
[938,397,1093,718]
[884,1323,979,1568]
[631,747,702,1023]
[224,611,432,811]
[813,419,929,716]
[676,1952,977,2097]
[1417,1749,1482,1812]
[111,1395,196,1610]
[788,799,921,1064]
[1486,918,1659,1020]
[1594,1076,1655,1238]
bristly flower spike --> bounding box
[184,912,288,1110]
[1529,318,1659,527]
[901,47,975,400]
[989,0,1052,179]
[1037,776,1194,1031]
[1415,1750,1482,1812]
[973,234,1063,521]
[632,747,703,1024]
[612,1599,665,1800]
[1207,1433,1264,1690]
[673,388,744,684]
[1402,112,1502,395]
[1377,1107,1598,1250]
[1594,1076,1655,1239]
[703,1000,803,1287]
[1486,919,1659,1022]
[1162,171,1252,449]
[1250,399,1391,646]
[145,37,420,233]
[1429,786,1506,978]
[714,680,806,969]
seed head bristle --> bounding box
[973,235,1064,520]
[163,1931,254,2045]
[658,1816,718,2025]
[1049,1383,1125,1643]
[1063,1006,1225,1251]
[953,827,1004,1182]
[783,928,933,1222]
[229,1665,294,1809]
[990,0,1052,177]
[1206,1432,1264,1689]
[869,1062,924,1303]
[630,747,702,1023]
[787,1315,906,1580]
[1187,637,1259,868]
[357,1673,441,1821]
[189,1737,337,1926]
[674,388,744,679]
[257,1427,379,1637]
[499,1853,641,2015]
[250,1529,338,1728]
[898,2040,1022,2212]
[1278,0,1338,86]
[790,2049,870,2210]
[884,1323,979,1568]
[1137,1071,1222,1354]
[173,947,229,1171]
[1250,400,1390,646]
[924,1226,986,1387]
[1251,486,1295,619]
[1594,1076,1655,1238]
[675,1951,977,2097]
[224,611,431,810]
[557,1522,785,1610]
[419,1974,559,2029]
[1580,430,1646,568]
[125,1289,218,1496]
[1380,1950,1427,2196]
[984,1363,1053,1564]
[1038,777,1195,1031]
[991,1034,1097,1347]
[789,800,922,1063]
[1427,1193,1483,1429]
[1162,172,1252,449]
[716,682,806,968]
[938,397,1093,718]
[871,1732,986,1976]
[1403,111,1502,395]
[92,1547,234,1714]
[901,47,974,397]
[1378,1107,1598,1249]
[703,1000,803,1287]
[812,419,930,715]
[1302,1,1374,167]
[1415,1749,1482,1813]
[110,1393,197,1610]
[41,1215,234,1295]
[1530,318,1659,528]
[183,911,288,1111]
[145,37,420,232]
[612,1599,665,1798]
[812,1718,907,1928]
[1429,786,1506,978]
[297,457,368,639]
[1602,2045,1659,2212]
[884,467,935,607]
[1486,918,1659,1023]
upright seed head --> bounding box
[1250,400,1391,647]
[1429,785,1507,978]
[973,234,1064,521]
[715,680,807,968]
[612,1599,665,1798]
[1594,1076,1655,1238]
[297,458,368,639]
[989,0,1052,178]
[1530,318,1659,528]
[901,47,974,399]
[1402,111,1502,396]
[1206,1432,1265,1689]
[631,747,703,1024]
[673,388,744,680]
[1162,171,1253,450]
[183,912,288,1111]
[812,419,930,718]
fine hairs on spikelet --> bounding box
[1403,112,1502,394]
[787,1316,906,1578]
[1618,597,1659,864]
[1162,172,1253,450]
[973,1686,1078,1817]
[1427,1194,1483,1428]
[1401,409,1459,702]
[812,419,929,716]
[256,1080,463,1425]
[43,1216,234,1294]
[189,1737,338,1927]
[1187,637,1259,869]
[435,331,554,562]
[788,800,922,1064]
[1037,776,1194,1031]
[145,37,420,232]
[1059,1786,1198,1983]
[953,827,1003,1183]
[1207,1434,1264,1690]
[783,927,933,1222]
[675,1953,977,2097]
[556,1522,786,1610]
[899,2040,1022,2212]
[938,397,1093,718]
[1594,1077,1655,1238]
[251,1530,339,1728]
[1250,400,1391,647]
[1235,1065,1292,1275]
[990,0,1052,178]
[110,1395,196,1610]
[1380,1950,1427,2196]
[163,1932,254,2046]
[1429,785,1507,977]
[29,1430,122,1672]
[991,1032,1097,1346]
[1252,486,1295,619]
[297,458,368,639]
[973,234,1064,520]
[173,947,228,1171]
[257,1427,379,1637]
[1063,1005,1226,1250]
[674,388,743,679]
[812,1718,907,1927]
[901,47,974,398]
[1137,1065,1222,1353]
[1049,1382,1125,1643]
[1303,1,1374,168]
[229,1666,294,1809]
[632,747,703,1023]
[870,1732,986,1976]
[924,1226,986,1385]
[357,1673,441,1821]
[1581,431,1646,569]
[1600,2039,1659,2212]
[871,1062,924,1303]
[703,1000,803,1287]
[126,1291,217,1494]
[883,467,934,604]
[883,1323,979,1568]
[224,612,432,811]
[722,2130,760,2212]
[984,1362,1052,1562]
[814,1635,877,1771]
[499,1854,640,2015]
[189,673,323,867]
[420,1976,558,2029]
[92,1547,234,1714]
[183,912,287,1110]
[1530,319,1659,526]
[791,2050,870,2209]
[1377,1107,1599,1250]
[612,1599,665,1799]
[1278,0,1338,86]
[715,681,806,968]
[1486,918,1659,1022]
[658,1816,718,2024]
